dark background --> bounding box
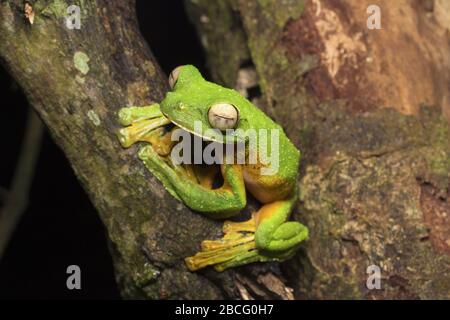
[0,0,205,299]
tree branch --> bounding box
[0,107,43,258]
[0,0,290,299]
[186,0,450,299]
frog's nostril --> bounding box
[173,102,186,111]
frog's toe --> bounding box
[117,116,171,148]
[223,218,256,233]
[118,104,163,126]
[185,215,267,272]
[185,239,258,271]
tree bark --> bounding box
[0,0,298,299]
[0,0,203,299]
[186,0,450,299]
[1,0,450,300]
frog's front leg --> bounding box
[118,104,164,126]
[139,146,247,218]
[117,104,172,148]
[118,104,246,215]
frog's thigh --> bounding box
[254,199,308,252]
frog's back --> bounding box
[241,107,300,203]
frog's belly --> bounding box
[242,168,292,204]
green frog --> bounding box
[117,65,308,271]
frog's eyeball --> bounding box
[169,66,182,89]
[208,103,239,130]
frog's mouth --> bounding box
[161,105,240,144]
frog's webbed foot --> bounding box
[186,198,309,272]
[117,104,172,149]
[185,214,267,272]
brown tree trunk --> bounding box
[1,0,450,299]
[186,0,450,299]
[0,0,296,299]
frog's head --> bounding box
[160,65,253,143]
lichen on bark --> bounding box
[0,0,227,299]
[186,0,450,299]
[1,0,449,299]
[294,105,450,299]
[0,0,306,299]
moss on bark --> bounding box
[186,0,450,299]
[0,0,229,299]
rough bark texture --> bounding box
[1,0,450,300]
[0,0,299,300]
[0,0,209,299]
[186,0,450,299]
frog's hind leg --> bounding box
[253,197,309,255]
[186,194,309,272]
[185,214,263,271]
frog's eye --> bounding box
[208,103,239,130]
[169,66,182,89]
